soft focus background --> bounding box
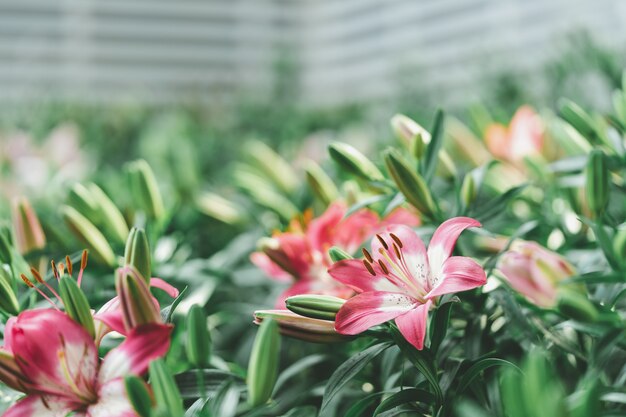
[1,0,625,227]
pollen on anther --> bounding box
[363,260,376,276]
[81,250,88,270]
[51,260,59,280]
[378,260,390,274]
[65,255,73,276]
[362,248,374,263]
[20,274,34,288]
[376,234,389,250]
[389,233,403,248]
[30,267,44,284]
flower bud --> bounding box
[245,140,298,194]
[62,206,116,267]
[460,174,477,207]
[149,359,184,417]
[11,196,46,257]
[557,290,599,323]
[67,183,100,222]
[559,99,597,140]
[127,160,165,221]
[585,150,610,218]
[0,266,19,315]
[613,226,626,266]
[383,149,436,218]
[116,267,161,330]
[125,375,153,417]
[254,310,348,344]
[390,114,431,146]
[328,246,352,262]
[195,192,247,225]
[59,276,95,338]
[186,305,211,368]
[285,294,345,321]
[87,183,129,244]
[247,317,281,406]
[124,227,151,284]
[0,350,29,392]
[328,142,385,182]
[304,160,339,205]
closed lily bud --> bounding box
[116,267,161,330]
[254,310,349,344]
[125,375,153,417]
[585,150,610,218]
[186,305,211,368]
[87,183,129,244]
[328,142,385,182]
[0,266,19,315]
[559,99,597,140]
[498,241,576,308]
[124,227,151,284]
[59,275,95,338]
[304,160,339,205]
[11,196,46,257]
[247,317,281,406]
[383,149,436,218]
[390,114,431,146]
[285,294,345,321]
[195,192,247,225]
[328,246,352,262]
[127,160,165,221]
[67,183,100,222]
[556,290,599,323]
[245,141,298,194]
[62,206,116,267]
[149,359,184,417]
[460,173,477,207]
[613,226,626,266]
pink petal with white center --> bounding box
[9,309,98,400]
[371,225,431,291]
[98,323,172,385]
[335,291,418,335]
[329,259,401,294]
[499,251,554,307]
[395,299,432,350]
[427,217,481,285]
[150,278,179,298]
[87,379,139,417]
[426,256,487,299]
[3,395,83,417]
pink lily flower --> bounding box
[328,217,487,350]
[498,241,576,308]
[0,309,171,417]
[485,106,543,164]
[251,202,420,306]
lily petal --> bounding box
[150,278,179,298]
[87,379,139,417]
[426,256,487,299]
[3,395,82,417]
[329,259,400,294]
[395,299,432,350]
[427,217,481,284]
[98,323,172,385]
[9,309,98,400]
[335,291,418,335]
[250,252,293,283]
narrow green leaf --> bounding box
[373,388,435,416]
[422,109,445,182]
[457,358,521,395]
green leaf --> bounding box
[373,389,435,416]
[274,354,328,394]
[162,286,189,323]
[469,184,527,222]
[422,109,444,182]
[207,380,239,417]
[321,342,391,412]
[457,358,521,395]
[429,302,454,354]
[345,392,387,417]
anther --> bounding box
[20,274,34,288]
[393,243,402,259]
[80,250,88,270]
[30,268,44,284]
[376,234,389,250]
[363,260,376,276]
[362,248,374,263]
[378,260,390,274]
[51,260,59,280]
[390,233,403,248]
[65,255,73,276]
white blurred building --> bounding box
[0,0,625,107]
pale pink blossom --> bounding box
[328,218,486,350]
[485,106,543,164]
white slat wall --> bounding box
[0,0,624,106]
